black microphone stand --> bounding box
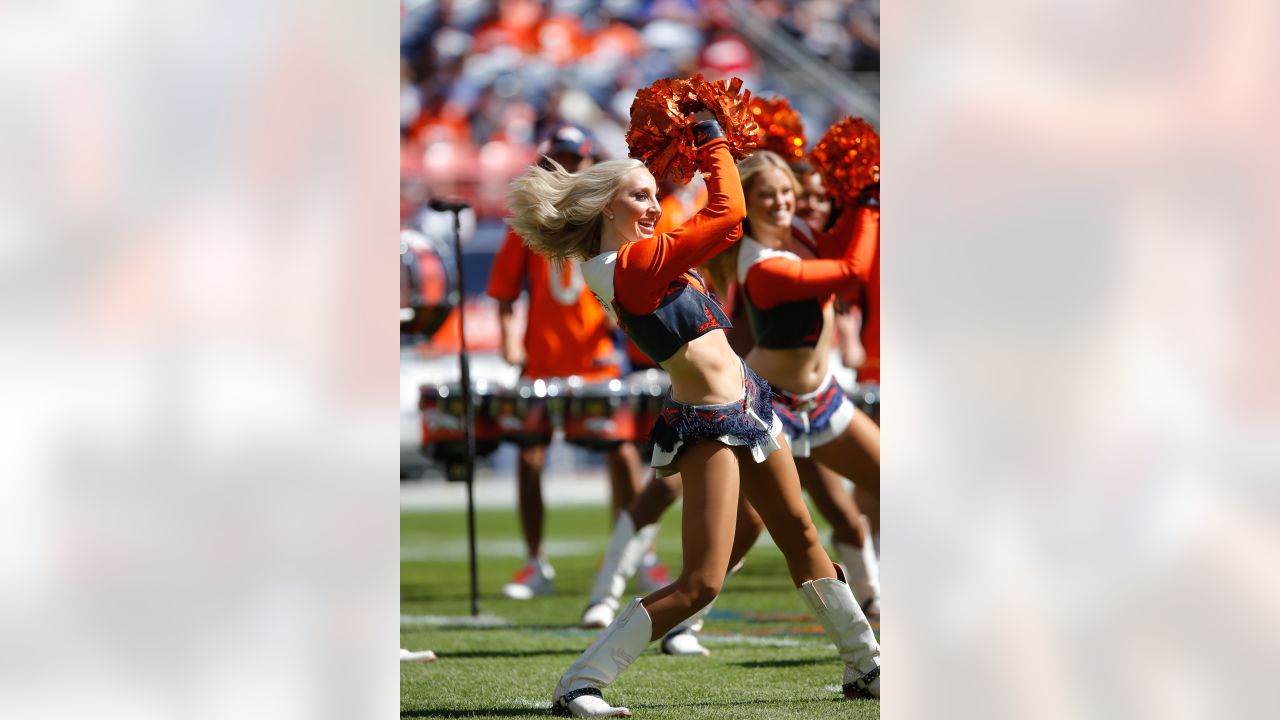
[435,198,481,617]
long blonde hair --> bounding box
[507,158,647,261]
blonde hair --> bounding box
[737,150,802,197]
[700,150,801,286]
[507,157,647,261]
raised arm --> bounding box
[614,124,746,314]
[811,203,863,259]
[744,205,879,309]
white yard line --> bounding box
[699,633,830,648]
[401,469,611,511]
[400,538,598,560]
[399,614,513,627]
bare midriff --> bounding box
[659,330,746,406]
[746,301,835,395]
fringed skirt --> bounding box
[648,361,784,477]
[770,370,855,458]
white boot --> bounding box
[553,598,652,717]
[834,538,881,620]
[581,599,618,629]
[798,576,880,699]
[581,512,658,628]
[865,515,879,558]
[661,596,713,656]
[659,558,744,656]
[660,625,709,656]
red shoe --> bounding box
[636,552,671,594]
[502,557,555,600]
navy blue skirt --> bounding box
[647,362,784,477]
[770,370,856,457]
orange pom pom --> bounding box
[811,117,880,205]
[689,74,760,163]
[627,74,760,184]
[748,96,806,162]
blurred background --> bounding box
[400,0,878,217]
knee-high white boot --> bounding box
[834,538,881,618]
[582,512,659,628]
[797,576,881,699]
[553,598,652,717]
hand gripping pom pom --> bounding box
[627,74,761,185]
[748,96,807,162]
[811,117,880,206]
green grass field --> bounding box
[402,500,880,719]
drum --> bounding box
[400,229,458,339]
[563,377,637,449]
[419,379,500,463]
[628,369,670,445]
[488,378,565,446]
[848,381,880,425]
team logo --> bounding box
[547,259,586,306]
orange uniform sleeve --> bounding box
[614,138,746,315]
[811,204,862,259]
[485,226,529,302]
[745,206,879,310]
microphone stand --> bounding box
[435,198,480,617]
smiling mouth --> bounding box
[638,219,656,233]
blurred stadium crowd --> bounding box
[400,0,878,221]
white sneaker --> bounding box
[502,557,555,600]
[660,627,710,657]
[581,600,617,629]
[400,648,438,663]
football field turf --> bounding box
[401,498,880,719]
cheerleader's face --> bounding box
[607,168,662,242]
[745,167,795,231]
[796,171,832,232]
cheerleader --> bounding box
[579,190,765,656]
[508,117,879,717]
[732,150,882,614]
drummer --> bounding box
[485,123,658,600]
